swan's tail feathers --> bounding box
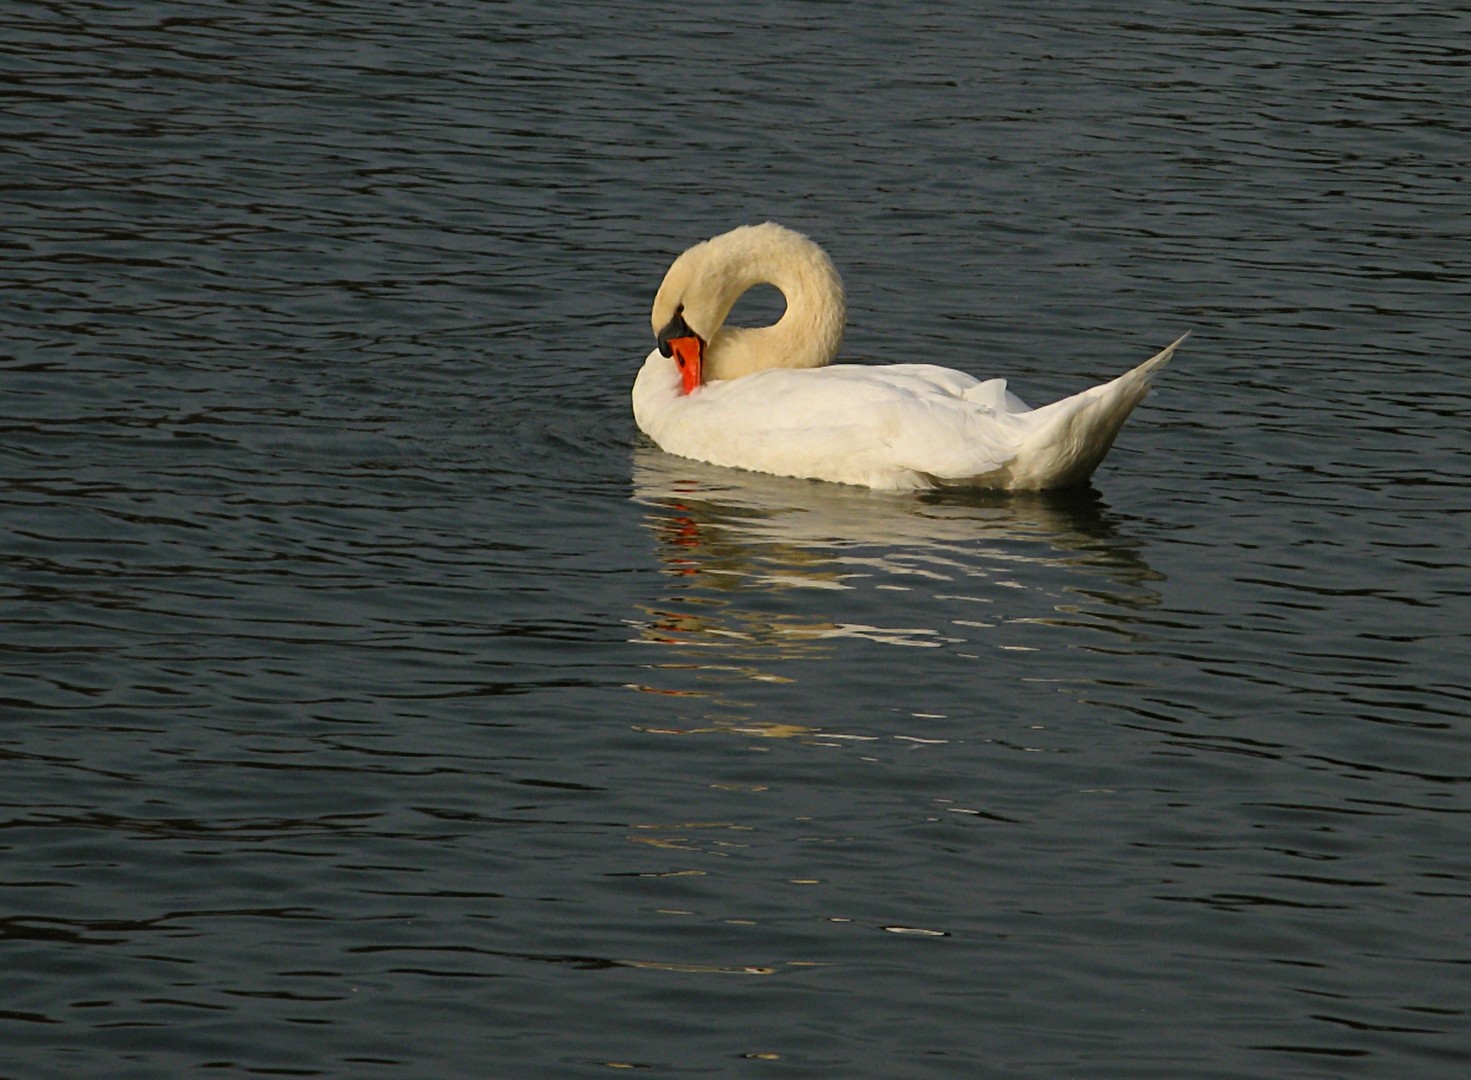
[1129,330,1190,382]
[997,332,1189,490]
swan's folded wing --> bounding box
[671,365,1026,487]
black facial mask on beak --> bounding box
[656,305,696,358]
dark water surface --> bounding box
[3,2,1469,1077]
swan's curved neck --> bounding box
[655,224,846,383]
[706,243,845,380]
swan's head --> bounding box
[653,301,704,397]
[651,223,844,394]
[650,232,734,396]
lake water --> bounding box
[3,1,1469,1077]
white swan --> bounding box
[633,223,1186,491]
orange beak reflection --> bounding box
[668,335,704,395]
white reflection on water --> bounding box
[629,445,1162,572]
[629,445,1161,595]
[625,445,1166,735]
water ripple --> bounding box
[3,2,1470,1078]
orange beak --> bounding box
[668,335,703,395]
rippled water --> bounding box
[3,2,1469,1077]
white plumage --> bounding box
[634,223,1185,492]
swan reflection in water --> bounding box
[627,445,1164,739]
